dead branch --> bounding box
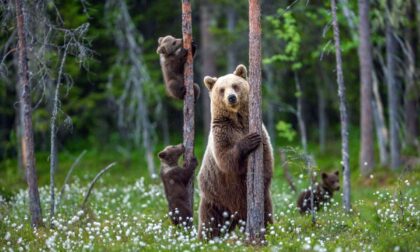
[81,162,116,209]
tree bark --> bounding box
[295,72,307,154]
[331,0,351,212]
[182,0,196,218]
[226,6,237,72]
[358,0,375,176]
[14,0,44,228]
[317,85,327,153]
[372,71,389,166]
[246,0,265,242]
[385,3,401,170]
[199,1,214,138]
[404,0,419,147]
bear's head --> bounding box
[158,144,184,165]
[204,64,249,114]
[156,35,183,55]
[321,170,340,191]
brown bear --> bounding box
[156,35,200,101]
[158,144,198,227]
[297,170,340,214]
[197,64,274,240]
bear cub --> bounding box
[156,35,200,102]
[158,143,197,226]
[297,170,340,214]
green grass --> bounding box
[0,137,419,251]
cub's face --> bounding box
[322,171,340,191]
[204,64,249,113]
[158,144,184,164]
[156,35,183,55]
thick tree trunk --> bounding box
[200,1,214,138]
[404,0,419,147]
[358,0,375,176]
[331,0,351,212]
[182,0,196,218]
[246,0,265,242]
[14,0,43,228]
[385,6,401,170]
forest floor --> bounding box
[0,138,419,251]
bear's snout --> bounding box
[227,94,237,104]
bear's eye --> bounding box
[219,88,225,94]
[172,41,176,46]
[232,84,239,92]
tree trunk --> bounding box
[295,72,308,154]
[14,0,44,228]
[226,6,237,72]
[200,1,214,138]
[317,85,327,153]
[331,0,351,212]
[385,4,401,170]
[404,0,419,147]
[246,0,265,242]
[182,0,196,218]
[358,0,375,176]
[372,71,389,166]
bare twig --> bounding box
[81,162,116,209]
[279,149,296,192]
[56,150,87,209]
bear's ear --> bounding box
[156,45,166,54]
[204,76,218,91]
[321,172,328,180]
[158,151,167,159]
[158,37,164,44]
[233,64,247,79]
[334,170,339,176]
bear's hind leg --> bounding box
[198,198,225,240]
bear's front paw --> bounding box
[238,132,261,157]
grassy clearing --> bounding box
[0,138,419,251]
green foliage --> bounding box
[276,120,296,142]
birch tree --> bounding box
[331,0,351,212]
[246,0,265,242]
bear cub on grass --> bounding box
[297,170,340,214]
[156,35,200,102]
[158,144,197,226]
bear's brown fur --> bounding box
[156,35,200,101]
[158,144,197,226]
[297,170,340,214]
[197,64,274,240]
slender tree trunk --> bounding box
[279,149,296,192]
[331,0,351,212]
[200,1,214,138]
[226,6,237,72]
[372,71,389,166]
[182,0,196,217]
[385,5,401,170]
[358,0,375,176]
[317,85,327,153]
[404,0,419,147]
[247,0,265,242]
[294,72,307,154]
[14,0,43,227]
[266,66,276,146]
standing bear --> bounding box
[198,64,274,240]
